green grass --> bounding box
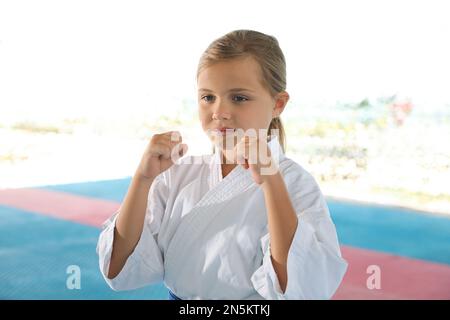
[12,121,65,134]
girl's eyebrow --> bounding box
[198,88,255,93]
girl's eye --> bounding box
[201,95,215,103]
[232,95,248,102]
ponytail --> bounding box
[268,117,286,153]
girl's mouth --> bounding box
[214,127,235,135]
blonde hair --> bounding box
[197,29,287,152]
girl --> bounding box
[97,30,347,300]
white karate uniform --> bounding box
[97,138,348,299]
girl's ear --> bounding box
[272,91,290,118]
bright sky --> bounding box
[1,0,449,122]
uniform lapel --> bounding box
[164,137,285,272]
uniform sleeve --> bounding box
[96,173,169,291]
[251,167,348,300]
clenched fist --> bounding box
[135,131,188,181]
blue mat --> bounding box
[0,205,167,299]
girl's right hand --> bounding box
[135,131,188,181]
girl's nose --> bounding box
[212,102,231,120]
[212,112,231,120]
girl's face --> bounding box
[197,56,289,147]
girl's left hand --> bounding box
[228,135,278,184]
